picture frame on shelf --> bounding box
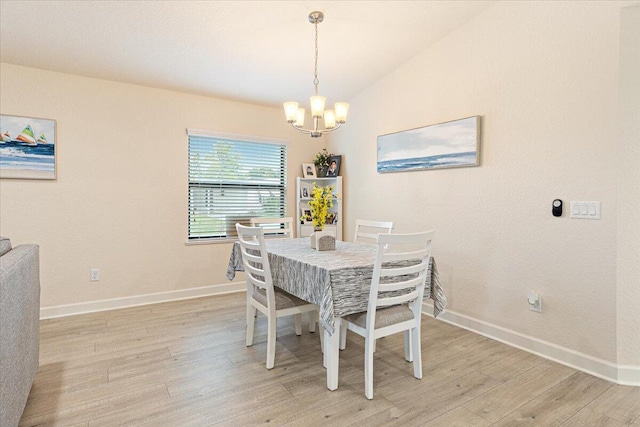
[302,163,316,178]
[300,184,310,199]
[326,212,338,225]
[300,204,312,224]
[326,155,341,176]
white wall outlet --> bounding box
[527,291,542,313]
[90,269,100,282]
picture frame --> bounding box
[326,212,338,225]
[326,155,341,176]
[0,114,57,180]
[300,204,312,224]
[377,116,480,173]
[302,162,316,178]
[300,184,310,199]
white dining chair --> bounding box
[236,223,320,369]
[341,231,434,399]
[353,219,394,244]
[250,217,294,239]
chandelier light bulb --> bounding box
[283,102,299,123]
[324,109,336,129]
[310,96,326,118]
[335,102,349,124]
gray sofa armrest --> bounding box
[0,244,40,427]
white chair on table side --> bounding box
[236,224,320,369]
[349,219,394,352]
[353,219,394,244]
[341,231,434,399]
[250,217,294,239]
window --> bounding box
[188,130,288,241]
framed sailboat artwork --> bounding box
[0,114,56,179]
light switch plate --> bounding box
[570,201,600,219]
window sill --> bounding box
[185,238,236,246]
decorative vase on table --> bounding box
[309,226,323,250]
[310,227,335,251]
[316,166,327,177]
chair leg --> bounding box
[364,335,375,400]
[404,330,412,362]
[339,321,347,350]
[266,315,277,369]
[309,311,317,333]
[295,313,302,336]
[246,303,257,347]
[411,326,422,379]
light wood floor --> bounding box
[21,292,640,426]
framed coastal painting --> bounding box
[0,114,56,179]
[377,116,480,173]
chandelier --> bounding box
[283,11,349,138]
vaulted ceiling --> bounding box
[0,1,494,107]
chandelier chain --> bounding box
[313,19,319,95]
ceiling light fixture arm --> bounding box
[291,120,343,138]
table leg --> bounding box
[325,318,341,391]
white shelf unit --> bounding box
[296,176,343,240]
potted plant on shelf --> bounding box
[313,148,333,177]
[308,183,337,250]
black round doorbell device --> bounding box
[552,199,563,217]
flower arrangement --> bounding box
[308,183,337,229]
[313,148,334,176]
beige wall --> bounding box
[330,1,630,363]
[0,63,324,308]
[617,5,640,367]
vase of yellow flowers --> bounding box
[308,183,337,250]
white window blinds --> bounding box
[188,130,288,240]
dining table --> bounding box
[226,237,446,391]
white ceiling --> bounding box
[0,1,494,108]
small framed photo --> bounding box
[326,212,338,225]
[326,155,341,176]
[302,163,316,178]
[300,184,310,199]
[300,205,312,223]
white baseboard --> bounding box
[40,282,246,319]
[618,365,640,386]
[422,302,640,387]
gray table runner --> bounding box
[227,238,446,334]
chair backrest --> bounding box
[354,219,394,244]
[367,231,434,325]
[250,217,294,239]
[236,224,276,307]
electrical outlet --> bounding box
[527,291,542,312]
[90,269,100,282]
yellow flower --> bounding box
[308,184,338,229]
